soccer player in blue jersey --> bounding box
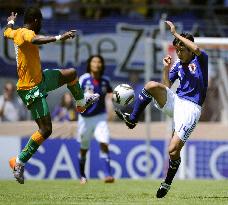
[77,55,114,184]
[116,21,208,198]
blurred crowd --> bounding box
[52,92,77,122]
[1,0,228,38]
[0,0,228,21]
[0,81,28,122]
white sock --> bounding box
[76,92,95,106]
[16,156,25,166]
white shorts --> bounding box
[154,87,201,143]
[77,113,110,149]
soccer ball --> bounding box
[112,84,135,106]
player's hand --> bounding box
[7,12,17,23]
[165,21,176,35]
[60,30,77,41]
[163,55,172,68]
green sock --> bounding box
[67,82,84,100]
[18,138,40,163]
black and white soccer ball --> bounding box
[112,84,135,106]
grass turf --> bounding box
[0,179,228,205]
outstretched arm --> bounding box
[162,55,172,88]
[4,12,17,39]
[31,30,77,45]
[165,21,201,56]
[5,12,17,30]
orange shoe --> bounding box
[9,157,16,170]
[104,176,115,183]
[9,157,24,184]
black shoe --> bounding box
[156,181,171,198]
[115,109,137,129]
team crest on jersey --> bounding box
[188,63,197,74]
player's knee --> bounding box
[69,68,77,79]
[145,81,160,91]
[64,68,77,83]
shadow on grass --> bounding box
[180,196,228,199]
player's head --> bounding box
[173,32,194,63]
[24,7,43,34]
[4,81,15,99]
[86,55,105,76]
[61,92,74,108]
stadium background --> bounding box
[1,0,228,182]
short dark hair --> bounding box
[86,55,105,76]
[173,32,194,46]
[24,7,42,24]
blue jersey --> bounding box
[79,73,113,117]
[169,50,208,106]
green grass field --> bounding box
[0,179,227,205]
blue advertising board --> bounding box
[21,138,228,179]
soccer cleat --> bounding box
[80,177,87,185]
[9,157,24,184]
[115,109,137,129]
[104,176,115,183]
[76,93,100,113]
[156,181,171,198]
